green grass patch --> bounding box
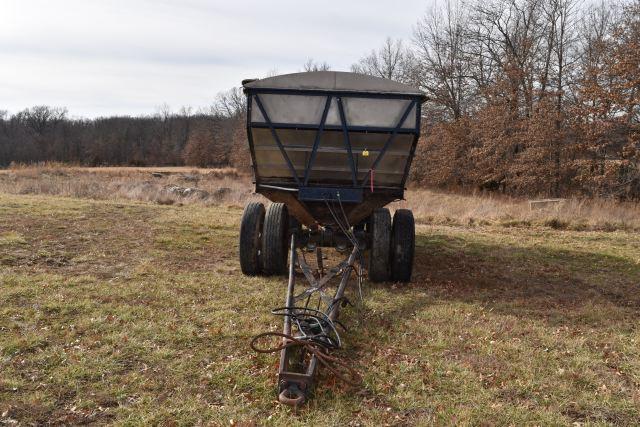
[0,231,27,246]
[1,193,639,425]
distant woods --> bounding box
[2,0,639,199]
[0,89,249,170]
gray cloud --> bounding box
[0,0,430,117]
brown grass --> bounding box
[0,164,260,207]
[1,164,639,231]
[1,192,639,425]
[395,188,640,231]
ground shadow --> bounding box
[404,231,640,324]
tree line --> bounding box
[354,0,638,199]
[1,0,638,199]
[0,88,247,169]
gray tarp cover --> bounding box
[243,71,424,96]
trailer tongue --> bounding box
[239,71,426,406]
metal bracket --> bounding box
[298,187,363,203]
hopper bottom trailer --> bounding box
[238,71,426,406]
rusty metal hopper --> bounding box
[243,71,426,227]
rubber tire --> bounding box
[391,209,415,282]
[239,202,265,276]
[262,203,289,275]
[368,208,391,282]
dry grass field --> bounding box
[1,164,639,231]
[1,166,640,425]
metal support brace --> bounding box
[337,97,358,187]
[360,100,416,188]
[303,96,332,185]
[253,94,301,185]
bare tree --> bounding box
[302,59,331,72]
[17,105,67,134]
[351,37,418,84]
[470,0,546,116]
[541,0,581,111]
[178,106,193,117]
[573,1,620,115]
[212,87,247,119]
[414,0,472,119]
[155,103,173,120]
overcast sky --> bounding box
[0,0,432,118]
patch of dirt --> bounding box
[0,204,157,277]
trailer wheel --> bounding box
[368,208,391,282]
[262,203,289,275]
[391,209,415,282]
[239,202,265,276]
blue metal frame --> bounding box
[254,94,301,186]
[245,87,424,201]
[303,96,332,185]
[360,100,416,188]
[245,94,260,186]
[337,97,358,187]
[298,187,363,203]
[248,87,423,100]
[401,101,422,188]
[250,122,417,135]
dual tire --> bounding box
[368,208,415,283]
[390,209,415,282]
[240,202,415,282]
[239,202,289,276]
